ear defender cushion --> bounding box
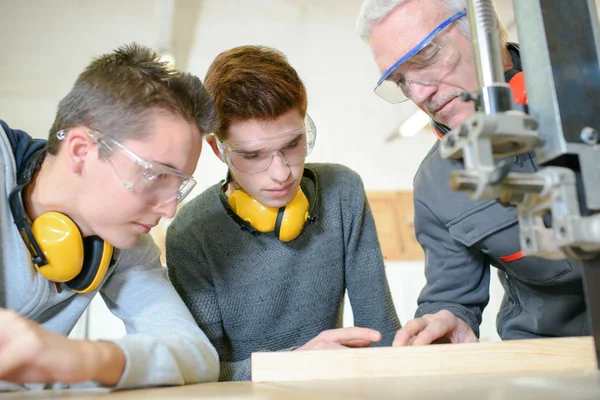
[30,212,113,293]
[30,212,85,282]
[228,190,279,232]
[66,237,114,293]
[10,148,113,291]
[274,188,310,242]
[228,186,310,242]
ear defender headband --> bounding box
[8,149,113,293]
[219,168,319,242]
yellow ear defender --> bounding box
[9,149,114,293]
[219,168,319,242]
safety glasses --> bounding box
[374,10,466,104]
[57,129,197,207]
[217,115,317,174]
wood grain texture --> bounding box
[251,336,597,382]
[366,191,424,261]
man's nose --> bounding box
[268,152,291,183]
[409,81,438,106]
[154,197,178,219]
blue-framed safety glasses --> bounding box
[374,10,466,104]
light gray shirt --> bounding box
[0,124,218,391]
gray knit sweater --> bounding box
[166,163,400,381]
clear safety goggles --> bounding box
[57,129,197,207]
[217,115,317,174]
[374,10,466,104]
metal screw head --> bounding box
[580,127,599,145]
[524,117,538,131]
[445,135,456,148]
[460,91,478,103]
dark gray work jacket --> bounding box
[413,141,589,339]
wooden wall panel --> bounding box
[366,191,424,261]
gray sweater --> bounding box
[166,163,400,381]
[0,122,218,391]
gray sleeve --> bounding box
[166,226,250,381]
[99,234,219,389]
[343,173,401,346]
[413,198,490,337]
[218,360,251,381]
[218,345,299,382]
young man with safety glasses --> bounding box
[357,0,587,345]
[0,44,219,390]
[165,45,401,381]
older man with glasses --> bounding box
[357,0,589,345]
[0,43,219,391]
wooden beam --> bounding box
[252,336,596,382]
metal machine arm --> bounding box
[439,0,600,363]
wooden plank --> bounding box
[251,336,596,382]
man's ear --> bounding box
[206,135,226,163]
[65,127,93,174]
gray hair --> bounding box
[356,0,509,46]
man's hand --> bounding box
[296,327,382,351]
[393,310,478,346]
[0,308,126,386]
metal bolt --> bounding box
[559,227,567,237]
[524,118,538,131]
[460,92,473,102]
[580,127,599,145]
[445,135,456,148]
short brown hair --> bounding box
[204,45,307,140]
[46,43,218,154]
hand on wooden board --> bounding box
[296,327,382,351]
[393,310,478,346]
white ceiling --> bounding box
[0,0,594,192]
[0,0,515,108]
